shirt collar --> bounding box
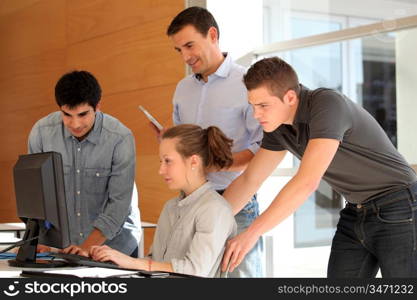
[176,181,213,207]
[293,84,310,125]
[63,111,102,145]
[194,52,231,81]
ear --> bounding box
[189,154,200,170]
[95,102,101,112]
[283,90,298,106]
[208,26,218,43]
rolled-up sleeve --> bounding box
[93,133,136,240]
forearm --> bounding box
[245,174,318,237]
[223,174,260,215]
[133,258,173,272]
[227,150,254,172]
[224,149,286,215]
[150,261,174,273]
[80,228,106,249]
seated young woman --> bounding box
[90,124,237,277]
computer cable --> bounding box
[0,235,40,254]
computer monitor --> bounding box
[8,151,71,268]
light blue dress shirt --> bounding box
[173,54,263,190]
[28,111,140,255]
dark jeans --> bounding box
[130,246,139,258]
[328,182,417,278]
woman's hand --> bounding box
[89,245,138,269]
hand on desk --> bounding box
[90,245,139,269]
[61,245,89,257]
[36,244,59,253]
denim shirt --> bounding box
[28,111,140,254]
[173,54,263,190]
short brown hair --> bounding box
[166,6,220,39]
[244,57,300,99]
[162,124,233,171]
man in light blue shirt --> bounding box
[28,70,140,257]
[166,7,263,277]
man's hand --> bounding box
[36,244,52,253]
[61,245,89,257]
[221,229,260,273]
[148,122,165,142]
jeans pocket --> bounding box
[376,199,414,224]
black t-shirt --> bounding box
[261,85,416,204]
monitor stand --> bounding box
[8,219,68,268]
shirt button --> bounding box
[76,169,80,173]
[77,191,80,195]
[96,173,100,177]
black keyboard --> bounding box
[49,252,129,270]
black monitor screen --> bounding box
[10,151,71,267]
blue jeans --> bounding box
[229,194,264,278]
[328,182,417,278]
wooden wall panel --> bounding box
[0,0,41,16]
[0,161,18,215]
[0,1,185,256]
[66,18,183,96]
[101,84,176,153]
[0,0,66,62]
[68,0,184,44]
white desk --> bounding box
[0,260,146,278]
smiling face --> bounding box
[248,86,298,132]
[61,103,98,140]
[170,25,221,81]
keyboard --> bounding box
[49,252,129,270]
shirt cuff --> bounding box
[247,142,261,154]
[93,214,122,240]
[170,258,184,274]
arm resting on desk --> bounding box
[90,245,173,272]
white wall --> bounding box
[396,27,417,164]
[207,0,263,60]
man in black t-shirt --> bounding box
[221,57,417,278]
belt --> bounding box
[347,181,417,210]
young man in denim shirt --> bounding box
[165,7,264,277]
[28,71,140,257]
